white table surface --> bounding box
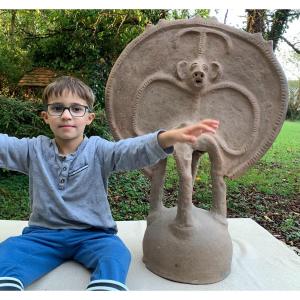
[0,218,299,291]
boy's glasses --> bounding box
[45,104,91,117]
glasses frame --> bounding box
[45,103,92,117]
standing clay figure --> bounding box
[105,17,288,284]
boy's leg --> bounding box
[0,277,24,291]
[73,231,131,291]
[0,227,65,290]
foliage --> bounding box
[245,9,300,52]
[1,8,297,107]
[0,175,30,220]
[0,9,209,106]
[168,9,209,20]
[109,170,151,221]
[0,11,32,97]
[0,96,50,138]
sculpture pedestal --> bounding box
[143,206,233,284]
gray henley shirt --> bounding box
[0,132,172,232]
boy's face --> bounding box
[41,90,95,143]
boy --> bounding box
[0,76,219,291]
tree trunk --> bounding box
[9,10,17,38]
[246,9,267,34]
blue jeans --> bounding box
[0,226,131,290]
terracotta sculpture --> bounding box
[105,17,288,284]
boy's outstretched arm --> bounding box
[158,119,219,149]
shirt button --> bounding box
[63,167,67,171]
[60,178,65,184]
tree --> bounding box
[246,9,300,53]
[0,10,32,96]
[0,9,210,104]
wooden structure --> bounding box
[18,68,57,87]
[17,67,58,100]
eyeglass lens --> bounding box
[48,104,87,116]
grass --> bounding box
[237,121,300,196]
[0,121,299,251]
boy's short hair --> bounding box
[42,76,95,109]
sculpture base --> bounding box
[143,206,233,284]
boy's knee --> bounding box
[0,237,18,250]
[104,245,131,270]
[111,237,131,264]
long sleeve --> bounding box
[96,131,173,175]
[0,134,31,174]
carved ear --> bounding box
[176,60,188,80]
[209,61,222,82]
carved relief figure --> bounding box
[132,29,260,227]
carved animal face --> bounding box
[177,58,222,92]
[188,60,208,89]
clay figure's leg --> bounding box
[191,150,203,185]
[173,144,195,227]
[196,134,227,217]
[210,165,227,217]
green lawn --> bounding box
[240,120,300,196]
[0,121,299,250]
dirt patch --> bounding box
[227,186,299,254]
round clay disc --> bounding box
[105,17,288,178]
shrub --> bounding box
[0,96,50,138]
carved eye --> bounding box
[202,64,208,72]
[190,63,198,70]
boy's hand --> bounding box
[158,119,219,149]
